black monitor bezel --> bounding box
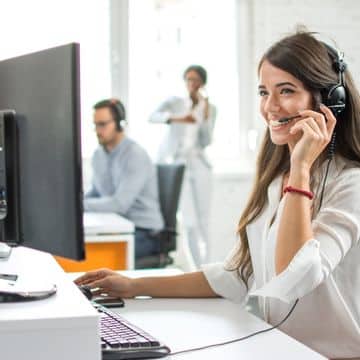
[0,43,85,261]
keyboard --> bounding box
[94,302,171,359]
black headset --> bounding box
[109,99,126,131]
[322,43,347,117]
[317,43,347,211]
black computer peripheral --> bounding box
[95,297,125,308]
[0,43,84,261]
[77,284,125,307]
[95,302,170,359]
[78,284,93,300]
[77,284,169,358]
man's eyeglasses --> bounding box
[94,120,113,129]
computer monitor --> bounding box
[0,43,85,261]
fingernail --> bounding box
[320,103,326,108]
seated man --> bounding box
[84,98,164,268]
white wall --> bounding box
[208,173,254,262]
[242,0,360,136]
[252,0,360,76]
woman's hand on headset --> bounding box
[289,104,337,171]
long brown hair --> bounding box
[226,30,360,287]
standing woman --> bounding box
[149,65,217,266]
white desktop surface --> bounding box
[69,270,325,360]
[0,247,100,360]
[113,297,325,359]
[0,250,325,360]
[84,211,134,235]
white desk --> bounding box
[0,247,100,360]
[84,212,134,235]
[69,270,326,359]
[0,251,326,360]
[84,212,135,270]
[116,298,326,359]
[57,212,135,271]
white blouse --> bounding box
[203,155,360,359]
[149,96,216,163]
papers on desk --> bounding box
[84,212,134,235]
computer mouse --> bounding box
[78,284,93,300]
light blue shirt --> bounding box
[84,137,164,230]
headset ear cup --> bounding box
[321,42,347,118]
[116,117,121,131]
[116,103,126,131]
[115,103,125,121]
[326,85,346,116]
[110,100,126,131]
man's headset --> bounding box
[322,43,347,117]
[109,98,126,131]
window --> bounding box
[0,0,112,158]
[128,0,243,172]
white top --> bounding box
[203,155,360,359]
[149,96,216,164]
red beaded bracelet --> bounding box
[283,186,314,200]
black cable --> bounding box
[317,157,332,212]
[317,131,336,212]
[169,298,299,357]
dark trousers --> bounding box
[135,228,161,268]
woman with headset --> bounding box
[149,65,217,267]
[77,31,360,359]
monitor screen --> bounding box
[0,43,85,260]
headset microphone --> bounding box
[278,114,302,124]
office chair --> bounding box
[136,164,185,269]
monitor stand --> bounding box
[0,247,57,303]
[0,242,11,259]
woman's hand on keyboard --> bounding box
[74,268,136,298]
